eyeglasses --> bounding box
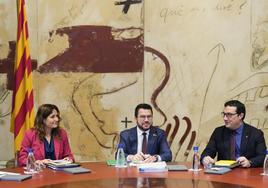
[221,112,237,118]
[138,115,153,120]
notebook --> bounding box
[0,174,32,181]
[62,167,91,174]
[167,165,188,171]
[204,167,231,175]
[213,160,239,168]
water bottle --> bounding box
[115,145,127,168]
[263,149,268,175]
[192,146,200,171]
[26,148,37,174]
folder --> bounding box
[205,167,231,175]
[167,165,188,171]
[62,167,91,174]
[0,174,32,181]
[106,159,116,166]
[213,160,239,168]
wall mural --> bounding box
[115,0,142,14]
[35,25,195,160]
[0,0,267,161]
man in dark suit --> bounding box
[117,103,172,163]
[201,100,266,168]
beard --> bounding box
[137,122,151,131]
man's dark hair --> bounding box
[224,100,246,120]
[135,103,153,117]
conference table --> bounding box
[0,162,268,188]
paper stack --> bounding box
[136,162,167,172]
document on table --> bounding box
[136,162,167,172]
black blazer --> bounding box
[117,126,172,162]
[201,123,266,167]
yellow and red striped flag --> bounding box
[10,0,35,152]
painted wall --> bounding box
[0,0,267,161]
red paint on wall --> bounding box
[38,25,144,73]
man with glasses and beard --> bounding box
[117,103,172,163]
[201,100,266,168]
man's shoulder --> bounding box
[121,126,136,135]
[243,123,263,133]
[213,123,262,133]
[214,125,226,132]
[211,125,230,136]
[150,126,166,134]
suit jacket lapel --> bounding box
[129,127,138,154]
[147,127,158,154]
[240,124,249,155]
[223,128,232,159]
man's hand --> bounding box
[236,156,251,168]
[143,154,157,163]
[202,156,215,168]
[127,152,145,162]
[127,152,158,163]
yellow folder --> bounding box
[214,160,239,168]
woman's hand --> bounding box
[63,157,73,163]
[36,159,51,165]
[35,159,52,169]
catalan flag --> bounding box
[10,0,35,152]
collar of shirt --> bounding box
[137,126,150,137]
[234,123,244,135]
